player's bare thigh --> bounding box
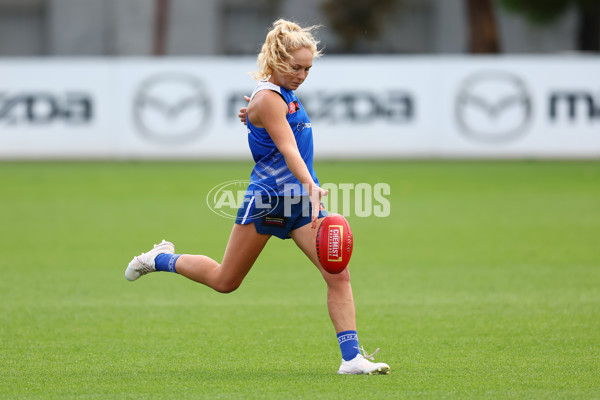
[176,222,270,292]
[223,222,270,268]
[289,218,351,284]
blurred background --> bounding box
[1,0,599,56]
[1,0,599,160]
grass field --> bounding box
[1,160,599,399]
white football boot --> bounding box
[125,240,175,281]
[337,347,390,375]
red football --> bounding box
[316,214,354,274]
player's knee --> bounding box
[213,278,242,294]
[323,267,351,287]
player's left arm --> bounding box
[249,91,327,227]
[238,96,250,125]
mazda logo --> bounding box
[455,71,532,143]
[133,73,211,144]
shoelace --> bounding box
[135,255,154,273]
[355,346,380,361]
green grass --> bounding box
[0,160,599,399]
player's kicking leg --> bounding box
[290,219,390,375]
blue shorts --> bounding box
[235,195,328,239]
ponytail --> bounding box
[253,19,322,80]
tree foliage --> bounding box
[321,0,403,52]
[498,0,572,24]
[498,0,600,51]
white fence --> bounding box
[0,56,599,159]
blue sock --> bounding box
[337,330,360,361]
[154,253,181,273]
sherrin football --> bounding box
[316,213,353,274]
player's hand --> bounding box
[309,183,328,229]
[238,96,250,125]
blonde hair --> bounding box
[253,19,322,81]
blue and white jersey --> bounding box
[245,81,319,197]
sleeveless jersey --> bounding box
[245,81,319,197]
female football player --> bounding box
[125,19,389,375]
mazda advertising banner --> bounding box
[0,57,598,159]
[0,60,117,158]
[434,57,600,157]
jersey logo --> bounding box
[288,100,300,114]
[261,215,288,228]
